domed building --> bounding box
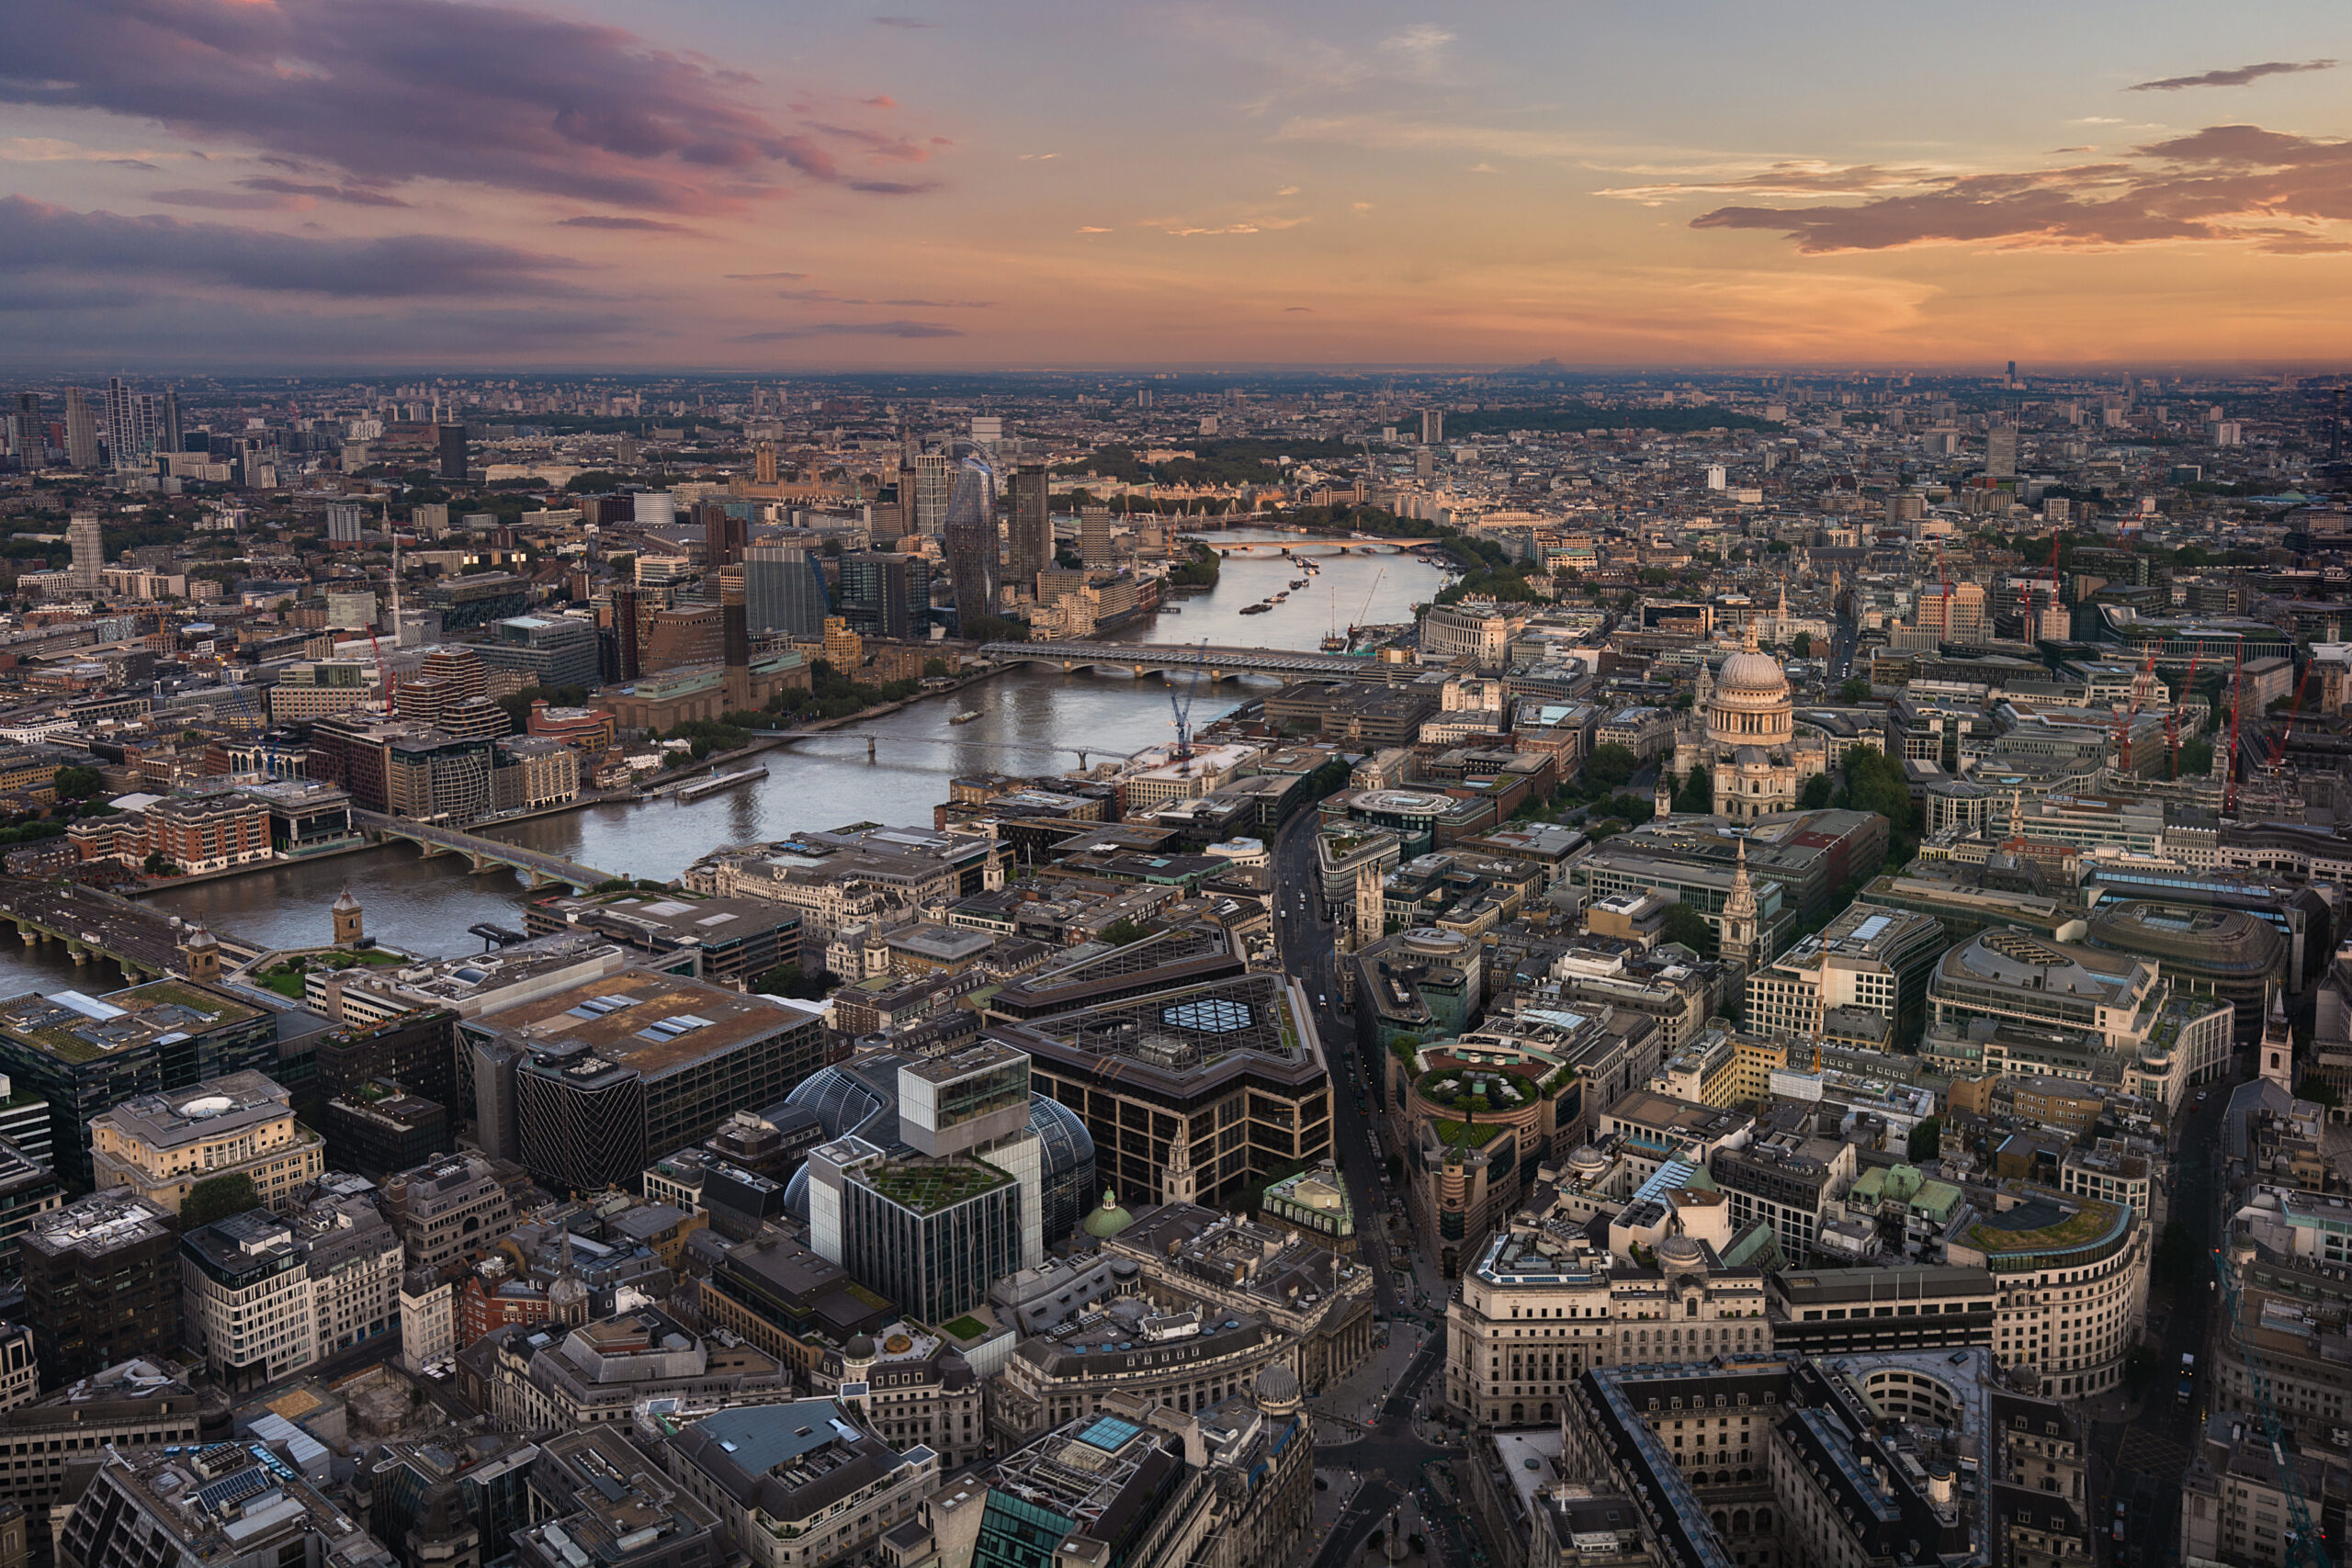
[1667,622,1828,822]
[776,1050,1097,1248]
[1081,1190,1136,1240]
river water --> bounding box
[0,536,1440,979]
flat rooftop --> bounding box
[495,971,822,1077]
[0,982,260,1066]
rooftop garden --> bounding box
[859,1159,1012,1214]
[941,1314,990,1342]
[254,948,409,999]
[1964,1197,2120,1254]
[1430,1119,1506,1151]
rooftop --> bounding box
[494,970,824,1078]
[0,982,259,1066]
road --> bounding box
[2089,1076,2233,1568]
[1272,807,1411,1320]
[1305,1326,1456,1568]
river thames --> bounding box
[0,536,1433,982]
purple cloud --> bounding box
[733,320,964,340]
[150,187,300,210]
[241,176,412,207]
[1690,123,2352,253]
[559,215,698,231]
[0,0,945,213]
[2128,60,2335,91]
[0,196,588,297]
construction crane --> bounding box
[1352,567,1386,637]
[1932,541,1953,632]
[2167,648,2202,779]
[2269,660,2320,768]
[2213,1244,2334,1568]
[1166,638,1207,766]
[2037,523,2065,638]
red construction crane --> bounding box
[2225,640,2245,815]
[2270,660,2319,767]
[2039,524,2065,637]
[1933,541,1952,630]
[2166,647,2201,778]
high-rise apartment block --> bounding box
[1008,463,1052,592]
[64,389,98,469]
[912,451,953,536]
[943,455,999,624]
[743,543,830,638]
[835,551,931,639]
[435,422,469,481]
[67,512,104,594]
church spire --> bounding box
[1719,833,1760,978]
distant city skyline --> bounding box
[5,1,2352,368]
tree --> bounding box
[922,657,950,678]
[753,964,837,1001]
[1583,743,1638,792]
[1792,631,1813,659]
[142,852,181,876]
[1671,767,1713,815]
[1906,1116,1943,1162]
[181,1172,263,1230]
[1100,918,1153,947]
[1659,902,1714,955]
[1800,773,1834,810]
[52,765,105,801]
[1839,677,1873,704]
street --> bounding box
[1272,807,1469,1568]
[2088,1075,2233,1568]
[1272,807,1416,1322]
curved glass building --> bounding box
[777,1055,1095,1248]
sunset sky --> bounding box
[5,0,2351,369]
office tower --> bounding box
[326,502,365,544]
[1985,424,2018,479]
[835,550,931,639]
[1079,505,1114,566]
[943,455,999,626]
[803,1042,1045,1324]
[4,392,36,465]
[742,543,830,638]
[475,614,601,692]
[912,451,953,536]
[721,585,752,710]
[64,389,99,469]
[21,1191,181,1388]
[161,388,181,455]
[67,512,104,593]
[698,501,747,568]
[435,423,468,481]
[1008,464,1052,592]
[605,584,641,682]
[970,414,1003,453]
[1420,407,1443,444]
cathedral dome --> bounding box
[1713,649,1788,699]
